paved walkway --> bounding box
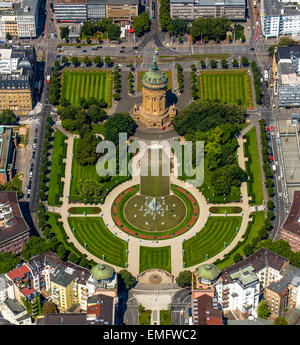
[48,123,263,277]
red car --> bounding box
[162,126,166,131]
[167,121,172,127]
[270,156,274,161]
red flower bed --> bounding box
[123,227,136,236]
[124,187,135,194]
[174,227,188,236]
[188,216,197,227]
[187,194,195,204]
[113,206,117,214]
[114,216,122,226]
[157,234,173,239]
[194,206,198,214]
[138,234,154,239]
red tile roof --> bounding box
[87,304,101,315]
[21,287,36,297]
[6,264,30,281]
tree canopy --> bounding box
[103,112,137,146]
[175,271,192,287]
[0,252,21,274]
[257,300,270,319]
[132,12,150,36]
[191,18,231,43]
[0,109,17,125]
[119,269,136,289]
[74,133,101,166]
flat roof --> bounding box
[263,0,300,17]
[230,265,258,286]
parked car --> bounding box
[133,46,138,49]
[92,47,97,51]
[121,46,125,49]
[76,46,81,48]
[82,50,87,52]
[120,50,125,53]
[97,46,102,49]
[32,151,35,159]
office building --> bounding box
[106,0,139,23]
[170,0,246,21]
[16,0,44,38]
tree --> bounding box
[221,58,228,69]
[267,200,275,210]
[232,58,239,67]
[21,236,51,260]
[243,244,254,257]
[74,133,101,166]
[200,59,206,69]
[257,300,270,319]
[175,271,192,287]
[94,56,102,67]
[68,253,80,264]
[105,56,112,67]
[103,112,137,146]
[0,109,17,125]
[132,12,150,36]
[86,104,106,123]
[233,252,243,263]
[6,32,12,41]
[0,252,21,274]
[61,56,68,65]
[71,56,79,67]
[119,269,136,289]
[54,60,60,69]
[274,317,288,325]
[210,59,217,68]
[241,56,249,67]
[42,301,59,315]
[60,26,69,41]
[167,18,188,36]
[83,56,90,66]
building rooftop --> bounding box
[27,250,64,276]
[263,0,300,17]
[6,264,30,282]
[87,294,114,325]
[267,278,289,296]
[52,261,90,287]
[16,0,39,16]
[275,46,300,64]
[91,263,114,281]
[282,190,300,237]
[0,192,30,246]
[230,265,258,287]
[196,264,221,282]
[37,313,89,325]
[280,264,300,287]
[4,298,26,315]
[221,248,289,285]
[170,0,245,4]
[193,294,223,325]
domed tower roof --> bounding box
[91,263,114,281]
[142,56,168,89]
[196,264,221,281]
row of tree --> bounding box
[49,64,61,105]
[190,64,197,100]
[251,61,262,104]
[128,70,134,94]
[0,109,17,125]
[113,65,121,101]
[177,64,184,93]
[259,119,275,198]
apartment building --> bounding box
[215,248,289,316]
[106,0,139,23]
[0,192,30,254]
[0,47,35,114]
[192,294,223,325]
[261,0,300,38]
[265,278,289,317]
[5,264,41,318]
[280,264,300,309]
[0,298,32,324]
[0,11,18,40]
[281,190,300,251]
[170,0,246,21]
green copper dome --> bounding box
[142,56,168,88]
[196,264,221,281]
[91,263,114,281]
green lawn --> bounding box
[198,70,253,107]
[68,207,101,214]
[139,310,152,325]
[69,138,100,200]
[160,310,172,325]
[62,70,112,107]
[209,206,242,214]
[48,130,68,206]
[183,216,242,267]
[138,71,172,91]
[68,217,128,267]
[139,246,171,273]
[243,127,264,205]
[158,54,231,62]
[216,211,265,269]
